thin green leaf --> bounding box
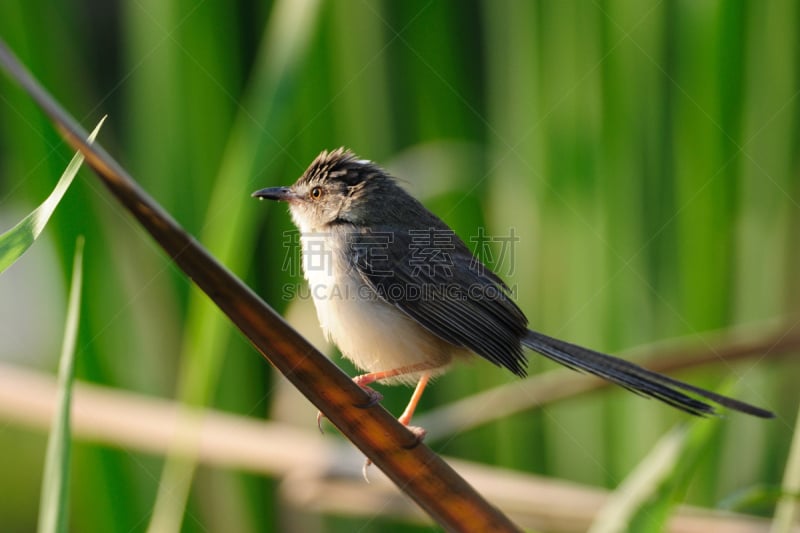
[37,236,84,533]
[771,405,800,533]
[719,484,786,515]
[148,0,323,530]
[589,396,725,532]
[588,424,691,533]
[0,117,104,274]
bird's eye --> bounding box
[310,186,323,199]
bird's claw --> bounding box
[316,410,326,434]
[404,425,427,444]
[362,457,373,483]
[354,385,383,408]
[316,377,425,483]
[361,423,427,482]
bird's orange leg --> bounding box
[358,370,433,482]
[352,362,436,388]
[398,371,431,427]
[316,362,436,432]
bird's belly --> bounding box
[303,255,457,384]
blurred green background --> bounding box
[0,0,798,531]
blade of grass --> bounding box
[0,118,104,273]
[588,424,691,533]
[148,0,324,530]
[770,404,800,533]
[482,0,547,474]
[719,484,785,516]
[36,236,84,533]
[628,409,724,531]
[0,38,524,533]
[591,391,728,533]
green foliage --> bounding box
[0,1,797,532]
[0,119,103,273]
[37,237,83,533]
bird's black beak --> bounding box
[251,186,294,201]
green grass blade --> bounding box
[719,484,784,515]
[37,236,84,533]
[590,399,727,533]
[0,117,104,273]
[771,404,800,532]
[588,424,690,533]
[148,1,323,530]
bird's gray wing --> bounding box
[348,227,529,376]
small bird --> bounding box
[253,148,774,437]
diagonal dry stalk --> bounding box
[0,41,522,532]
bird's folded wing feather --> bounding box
[349,227,529,376]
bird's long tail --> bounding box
[522,330,774,418]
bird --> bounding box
[252,148,774,439]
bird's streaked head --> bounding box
[252,148,396,232]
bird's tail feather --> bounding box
[522,330,774,418]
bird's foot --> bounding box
[315,410,326,434]
[403,425,427,442]
[353,384,384,408]
[362,422,427,482]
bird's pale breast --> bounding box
[300,232,458,384]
